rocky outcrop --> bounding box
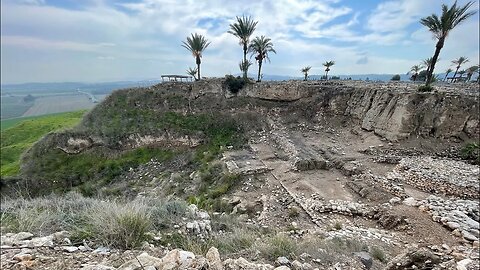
[241,81,317,101]
[327,86,479,141]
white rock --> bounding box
[62,246,79,253]
[456,259,473,270]
[403,197,418,207]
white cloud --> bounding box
[367,0,436,33]
[0,0,478,83]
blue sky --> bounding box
[1,0,479,83]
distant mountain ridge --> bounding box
[1,80,161,94]
[4,72,469,94]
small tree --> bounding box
[391,74,401,81]
[239,60,252,79]
[444,68,453,82]
[451,56,469,82]
[466,65,479,81]
[323,61,335,80]
[248,35,276,82]
[186,67,198,81]
[409,65,424,81]
[301,66,311,81]
[181,33,211,80]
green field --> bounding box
[1,110,86,176]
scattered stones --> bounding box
[395,157,479,199]
[416,195,479,242]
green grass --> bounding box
[1,111,86,177]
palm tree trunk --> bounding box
[196,56,201,81]
[325,70,329,80]
[257,60,262,82]
[426,38,444,85]
[452,66,460,83]
[243,43,248,79]
[304,74,307,81]
[444,73,449,82]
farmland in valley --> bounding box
[22,94,108,117]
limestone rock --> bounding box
[118,252,163,270]
[206,247,223,270]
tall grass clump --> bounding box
[74,199,152,249]
[258,233,298,261]
[0,192,93,235]
[1,193,196,249]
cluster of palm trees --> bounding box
[181,16,276,82]
[301,61,335,81]
[181,1,476,88]
[409,56,478,83]
[419,0,477,86]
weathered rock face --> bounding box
[326,87,479,141]
[241,81,317,101]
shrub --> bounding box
[77,199,152,249]
[418,85,434,92]
[259,234,298,261]
[214,228,258,254]
[288,207,300,218]
[224,75,246,94]
[371,246,387,262]
[390,74,401,81]
[461,142,479,164]
[334,221,343,230]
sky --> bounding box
[1,0,479,84]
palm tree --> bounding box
[248,35,276,82]
[228,16,258,79]
[181,33,210,80]
[410,65,424,81]
[420,1,476,85]
[451,56,469,82]
[323,61,335,80]
[466,65,479,81]
[186,67,198,81]
[301,66,312,81]
[239,60,252,78]
[444,68,453,82]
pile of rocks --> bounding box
[184,204,212,238]
[395,157,479,199]
[413,195,479,243]
[303,194,374,218]
[324,224,398,245]
[352,172,407,199]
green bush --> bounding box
[418,85,434,92]
[224,75,246,94]
[390,74,401,81]
[371,246,387,262]
[461,142,479,164]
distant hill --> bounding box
[1,80,161,95]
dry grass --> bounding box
[0,193,188,249]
